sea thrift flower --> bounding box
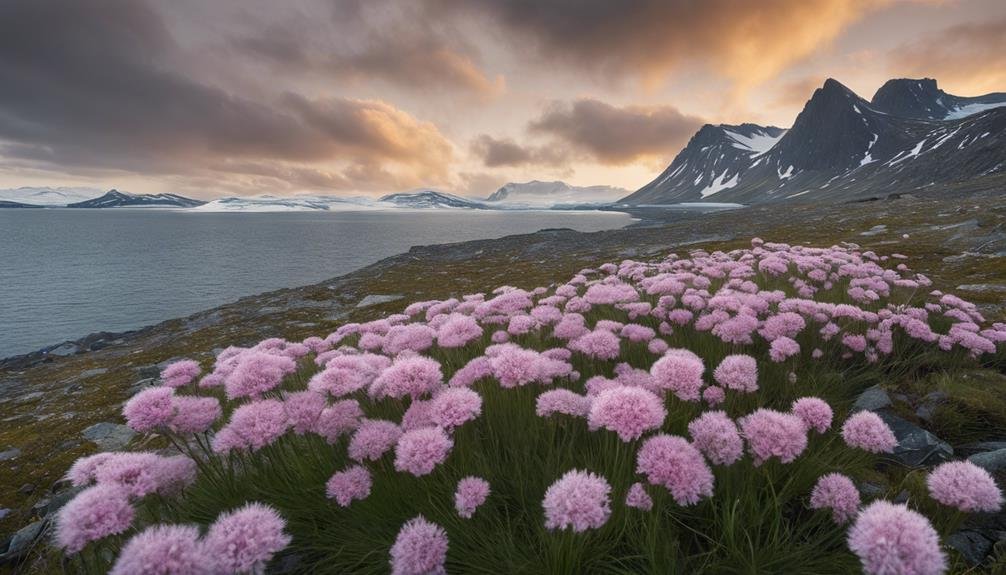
[625,482,653,511]
[224,351,297,400]
[769,337,801,362]
[168,395,221,434]
[55,484,134,554]
[430,388,483,430]
[587,386,666,442]
[620,323,656,342]
[455,476,491,518]
[791,397,834,433]
[713,355,758,392]
[739,409,808,465]
[92,452,180,498]
[110,524,207,575]
[847,501,946,575]
[448,356,492,388]
[842,411,897,453]
[395,427,454,476]
[702,386,725,406]
[348,419,402,462]
[401,399,435,431]
[542,470,612,532]
[204,503,291,574]
[926,460,1003,513]
[536,389,592,418]
[66,452,116,487]
[810,473,861,524]
[160,360,201,388]
[214,399,290,453]
[383,324,436,355]
[688,411,743,465]
[314,399,363,443]
[568,329,622,360]
[552,313,589,340]
[650,349,705,401]
[326,465,372,507]
[636,435,714,505]
[648,338,669,354]
[123,386,175,432]
[390,516,449,575]
[283,390,327,434]
[436,314,483,348]
[370,356,443,400]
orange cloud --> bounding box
[887,18,1006,95]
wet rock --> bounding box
[852,385,892,412]
[876,411,953,467]
[81,422,135,451]
[0,448,21,462]
[968,449,1006,473]
[356,294,404,308]
[947,530,994,566]
[0,519,45,561]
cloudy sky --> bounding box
[0,0,1003,199]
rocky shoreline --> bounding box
[2,194,1006,570]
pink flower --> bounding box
[687,411,743,466]
[401,399,435,431]
[224,352,297,400]
[283,390,327,434]
[123,386,175,432]
[383,324,436,355]
[543,469,612,532]
[92,452,194,498]
[390,516,449,575]
[448,356,493,388]
[160,360,202,388]
[314,399,363,443]
[204,503,291,574]
[349,419,402,462]
[620,323,656,342]
[536,389,592,418]
[507,314,539,336]
[55,483,134,553]
[712,355,758,393]
[394,427,454,476]
[587,386,666,442]
[436,314,483,348]
[636,434,714,505]
[66,453,115,487]
[308,354,390,397]
[213,399,290,453]
[810,473,861,524]
[650,349,705,401]
[647,338,669,354]
[568,329,622,360]
[702,386,725,406]
[430,388,482,430]
[926,460,1003,513]
[791,397,833,434]
[739,409,808,465]
[553,313,589,340]
[326,465,372,507]
[455,476,491,518]
[625,482,653,511]
[168,395,221,434]
[847,501,946,575]
[370,356,443,400]
[768,337,800,362]
[110,524,208,575]
[842,411,897,453]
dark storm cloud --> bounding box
[470,135,570,168]
[527,99,704,165]
[425,0,886,87]
[0,0,452,187]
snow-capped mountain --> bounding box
[378,190,489,209]
[0,186,102,206]
[193,195,380,212]
[68,189,206,208]
[486,180,628,206]
[622,78,1005,204]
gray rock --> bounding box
[858,481,887,499]
[852,385,892,412]
[17,484,34,496]
[960,441,1006,455]
[957,284,1006,293]
[968,449,1006,473]
[947,530,994,566]
[860,224,888,236]
[35,486,83,516]
[1,520,45,560]
[13,391,43,405]
[128,377,158,396]
[876,411,953,467]
[0,448,21,461]
[356,294,404,308]
[0,509,10,520]
[78,368,108,379]
[81,422,135,451]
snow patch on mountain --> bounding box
[0,186,103,206]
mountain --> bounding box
[621,78,1005,205]
[378,190,488,209]
[486,180,627,206]
[67,189,206,208]
[0,200,43,208]
[193,195,380,212]
[0,186,102,206]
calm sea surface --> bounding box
[0,209,632,358]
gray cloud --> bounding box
[528,99,704,165]
[470,135,570,168]
[887,18,1006,93]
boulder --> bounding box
[852,385,892,412]
[947,530,994,566]
[0,448,21,462]
[81,422,135,451]
[356,294,404,308]
[876,411,953,467]
[0,520,45,562]
[968,449,1006,473]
